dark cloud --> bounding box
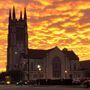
[30,15,62,23]
[79,9,90,24]
[47,21,63,28]
[65,27,77,33]
[80,38,90,45]
[13,0,27,3]
[13,0,43,8]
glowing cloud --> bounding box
[0,0,90,71]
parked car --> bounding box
[0,80,11,85]
[16,80,31,85]
[0,81,5,85]
[72,79,80,85]
[81,80,90,88]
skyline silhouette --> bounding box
[0,0,90,71]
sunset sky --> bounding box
[0,0,90,72]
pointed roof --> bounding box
[20,11,22,20]
[24,7,27,20]
[9,9,11,20]
[12,6,16,19]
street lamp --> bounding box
[39,68,41,71]
[65,70,68,79]
[65,70,68,73]
[37,65,42,79]
[37,65,41,69]
[15,51,18,54]
[37,65,42,71]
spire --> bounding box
[13,6,16,20]
[9,9,11,21]
[24,7,27,21]
[20,11,22,20]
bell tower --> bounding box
[7,7,28,71]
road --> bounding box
[0,85,89,90]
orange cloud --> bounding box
[0,0,90,71]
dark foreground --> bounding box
[0,85,89,90]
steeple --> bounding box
[20,11,22,20]
[13,6,16,20]
[9,9,11,21]
[24,7,27,21]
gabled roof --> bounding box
[62,49,79,60]
[22,47,79,60]
[28,47,55,59]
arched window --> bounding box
[52,57,61,78]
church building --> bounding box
[7,7,81,81]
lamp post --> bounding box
[65,70,68,79]
[27,54,30,81]
[64,54,68,79]
[14,51,18,70]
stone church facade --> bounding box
[22,47,71,80]
[21,47,81,80]
[7,7,81,81]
